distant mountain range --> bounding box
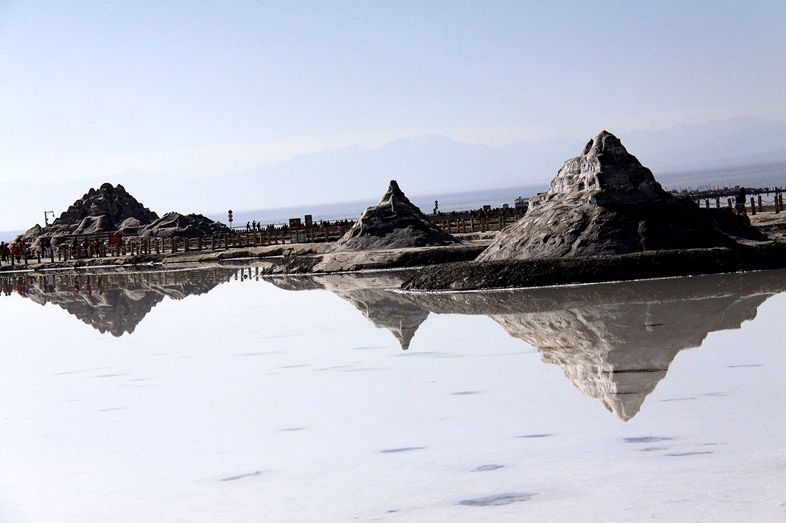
[2,117,785,232]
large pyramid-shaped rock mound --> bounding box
[25,183,159,245]
[52,183,158,233]
[479,131,761,261]
[332,180,459,252]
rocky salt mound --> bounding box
[21,183,159,249]
[479,131,764,261]
[47,183,158,237]
[332,180,458,252]
[19,183,230,250]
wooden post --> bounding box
[750,197,756,215]
[705,199,710,208]
[210,236,215,250]
[758,195,763,212]
[715,197,720,208]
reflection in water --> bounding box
[271,269,786,420]
[3,266,785,420]
[404,271,786,420]
[268,271,428,350]
[0,268,237,336]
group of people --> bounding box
[0,241,25,264]
[243,219,354,233]
[245,221,266,232]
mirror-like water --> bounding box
[1,267,785,522]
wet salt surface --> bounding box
[0,268,785,522]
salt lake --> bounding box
[1,267,784,522]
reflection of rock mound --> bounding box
[141,212,230,238]
[332,180,458,252]
[479,131,764,261]
[269,272,428,350]
[340,288,427,350]
[5,269,236,336]
[28,183,158,243]
[407,270,786,420]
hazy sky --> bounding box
[1,0,785,185]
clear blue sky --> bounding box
[1,0,785,185]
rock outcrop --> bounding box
[332,180,459,252]
[141,212,230,238]
[479,131,765,261]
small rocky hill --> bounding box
[479,131,766,261]
[141,212,231,238]
[332,180,459,252]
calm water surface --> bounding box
[1,267,785,522]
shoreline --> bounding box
[402,241,786,291]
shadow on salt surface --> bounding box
[219,471,263,482]
[339,367,391,373]
[314,364,354,371]
[472,464,504,472]
[451,390,482,395]
[458,492,536,506]
[665,451,714,457]
[379,447,426,454]
[517,433,553,439]
[231,350,285,357]
[623,436,675,444]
